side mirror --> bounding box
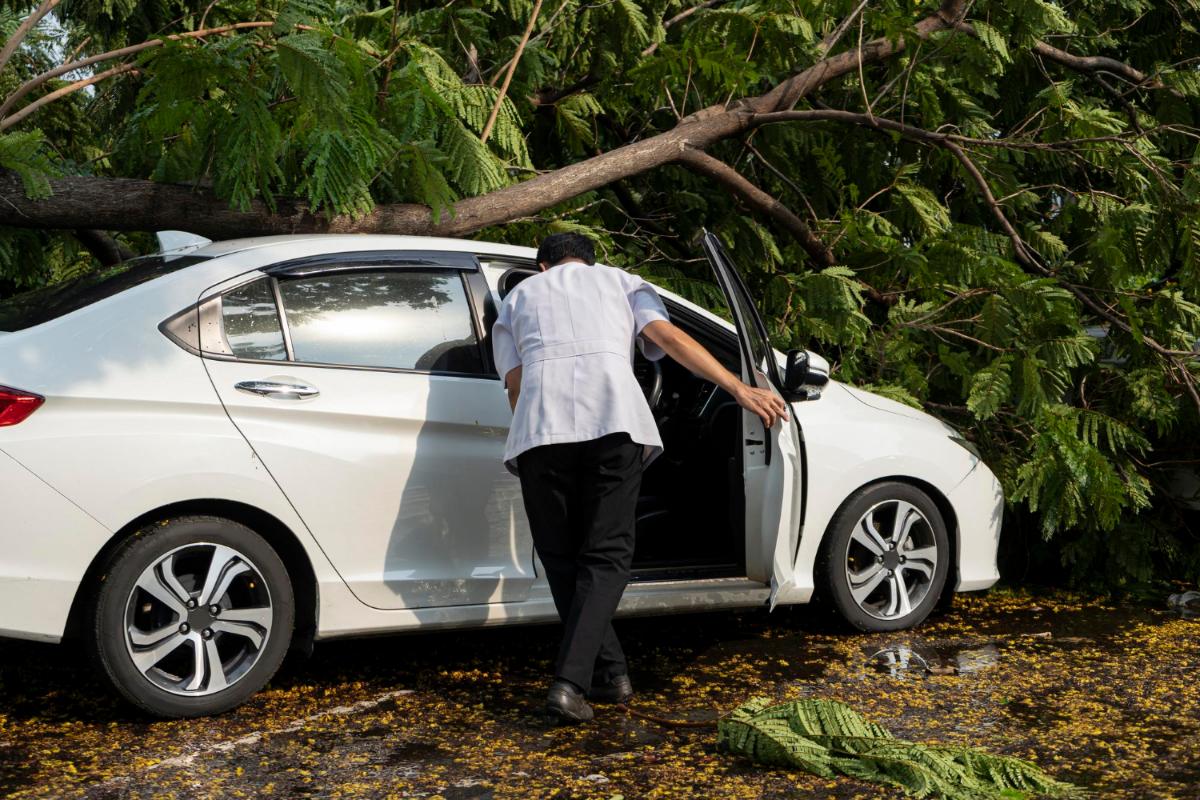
[782,350,809,400]
[782,349,829,401]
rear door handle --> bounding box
[234,379,320,400]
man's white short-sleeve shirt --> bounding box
[492,261,670,474]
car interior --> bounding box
[494,266,747,582]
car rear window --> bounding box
[0,253,209,332]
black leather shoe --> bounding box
[545,679,594,724]
[589,674,633,704]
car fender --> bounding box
[786,381,978,603]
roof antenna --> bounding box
[156,230,212,253]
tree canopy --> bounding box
[1,0,1198,589]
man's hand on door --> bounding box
[733,383,789,428]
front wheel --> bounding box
[88,516,294,718]
[818,482,950,632]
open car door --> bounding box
[700,231,806,608]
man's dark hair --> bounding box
[536,232,596,267]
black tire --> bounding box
[87,516,294,718]
[817,482,950,632]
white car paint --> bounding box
[0,234,1002,644]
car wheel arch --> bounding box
[63,499,317,653]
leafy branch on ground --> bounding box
[718,697,1083,799]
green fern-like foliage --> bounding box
[0,130,56,199]
[2,0,1200,589]
[718,698,1083,799]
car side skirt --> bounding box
[313,577,772,640]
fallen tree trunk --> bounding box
[0,1,968,240]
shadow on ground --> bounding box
[1,592,1197,799]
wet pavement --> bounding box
[1,591,1198,799]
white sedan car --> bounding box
[0,233,1001,717]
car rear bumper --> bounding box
[0,448,112,642]
[948,462,1003,592]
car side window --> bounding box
[276,270,484,374]
[221,278,288,361]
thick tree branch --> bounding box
[676,148,835,267]
[0,0,61,76]
[0,1,966,234]
[0,0,1175,254]
[0,106,755,238]
[73,229,135,266]
[754,0,967,113]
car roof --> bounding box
[187,234,539,262]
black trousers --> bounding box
[517,432,642,691]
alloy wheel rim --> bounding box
[123,542,273,696]
[844,499,938,621]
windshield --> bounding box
[0,253,209,332]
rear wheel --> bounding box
[818,482,950,632]
[88,516,294,718]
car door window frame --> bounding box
[267,276,297,361]
[700,234,785,391]
[178,252,495,379]
[700,231,790,467]
[461,268,499,376]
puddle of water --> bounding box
[1167,591,1200,620]
[951,644,1001,673]
[863,643,1001,677]
[865,645,932,676]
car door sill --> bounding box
[630,564,744,583]
[314,576,772,640]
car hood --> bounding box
[839,384,958,435]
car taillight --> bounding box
[0,385,44,427]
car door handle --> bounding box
[234,380,320,400]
